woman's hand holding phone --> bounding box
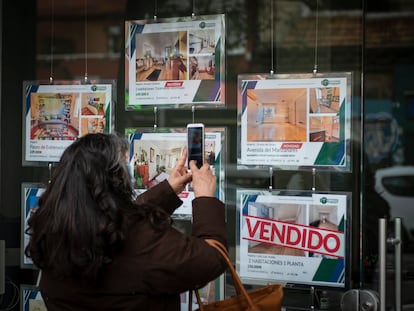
[188,160,216,198]
[187,123,204,169]
[167,149,192,194]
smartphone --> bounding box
[187,123,205,169]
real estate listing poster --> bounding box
[237,73,352,171]
[125,127,225,219]
[125,14,225,109]
[21,285,47,311]
[237,189,350,288]
[21,183,46,269]
[23,81,115,165]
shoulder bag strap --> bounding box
[202,239,259,311]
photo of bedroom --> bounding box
[246,202,306,257]
[189,56,215,80]
[30,93,79,140]
[309,115,340,142]
[246,88,307,142]
[135,31,187,81]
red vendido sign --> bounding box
[243,215,344,258]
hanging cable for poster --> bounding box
[269,0,276,77]
[313,0,320,75]
[49,0,55,84]
[83,0,89,82]
[153,106,158,129]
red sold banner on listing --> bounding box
[238,191,349,288]
[242,215,344,258]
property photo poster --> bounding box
[237,73,352,170]
[237,190,349,288]
[23,81,114,164]
[125,14,225,108]
[125,128,225,218]
[21,285,47,311]
[21,183,46,268]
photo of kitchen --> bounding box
[189,29,216,54]
[246,88,307,142]
[135,31,187,81]
[309,115,340,142]
[310,87,341,114]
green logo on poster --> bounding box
[91,85,97,91]
[321,79,329,86]
[320,197,328,204]
[199,22,206,29]
[320,197,339,204]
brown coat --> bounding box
[39,180,227,310]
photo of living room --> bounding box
[246,202,306,257]
[135,31,187,81]
[246,88,307,142]
[30,93,79,140]
[309,115,340,142]
[131,139,185,188]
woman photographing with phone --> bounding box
[25,133,227,311]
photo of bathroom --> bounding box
[246,88,307,142]
[135,31,187,81]
[29,93,79,140]
[246,202,307,257]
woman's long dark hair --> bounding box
[25,133,169,282]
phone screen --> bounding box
[187,125,204,168]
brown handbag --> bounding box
[191,239,284,311]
